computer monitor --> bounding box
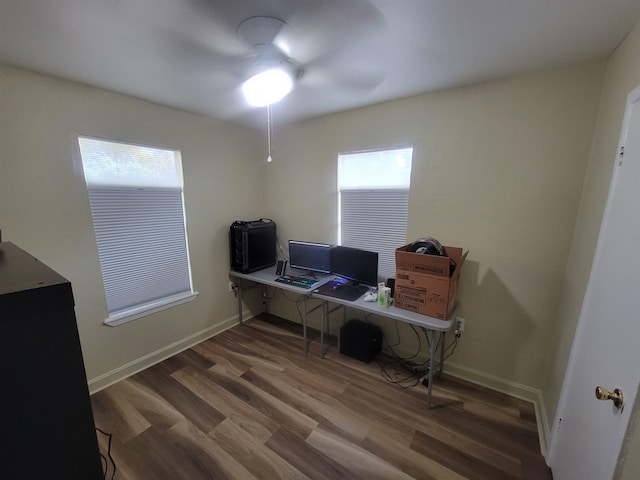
[288,240,332,275]
[330,246,379,287]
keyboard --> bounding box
[275,275,319,289]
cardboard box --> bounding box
[394,244,468,319]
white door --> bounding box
[548,85,640,479]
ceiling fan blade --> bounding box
[282,0,386,65]
[302,62,386,91]
[299,20,389,91]
[161,31,246,73]
[168,0,249,56]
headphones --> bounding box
[407,237,444,256]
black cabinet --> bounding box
[0,242,103,479]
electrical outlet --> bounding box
[455,317,465,331]
[228,281,235,292]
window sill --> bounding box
[104,291,199,326]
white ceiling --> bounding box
[1,0,639,128]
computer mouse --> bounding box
[363,291,377,302]
[332,284,342,291]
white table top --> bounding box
[230,266,455,332]
[312,290,455,332]
[229,266,333,295]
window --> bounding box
[78,136,197,326]
[338,147,413,280]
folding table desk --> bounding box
[311,288,455,408]
[229,267,332,353]
[229,266,456,407]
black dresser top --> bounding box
[0,242,73,308]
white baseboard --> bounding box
[444,362,551,461]
[87,311,255,394]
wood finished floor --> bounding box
[91,314,553,480]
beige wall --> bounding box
[261,61,604,393]
[0,64,264,388]
[536,19,640,477]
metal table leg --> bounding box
[305,300,325,355]
[234,280,260,326]
[262,285,268,314]
[321,301,330,358]
[320,301,325,356]
[303,297,308,354]
[322,303,344,358]
[427,329,438,408]
[238,283,243,324]
[439,332,446,376]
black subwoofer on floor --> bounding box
[339,319,382,363]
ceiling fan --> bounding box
[173,0,388,114]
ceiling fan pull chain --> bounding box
[267,104,273,163]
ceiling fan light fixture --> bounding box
[242,68,293,107]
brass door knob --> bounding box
[595,386,624,409]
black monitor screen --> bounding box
[289,240,332,274]
[330,246,379,287]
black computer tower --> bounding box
[340,319,382,363]
[229,219,277,273]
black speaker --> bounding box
[275,260,287,276]
[340,319,382,363]
[386,277,395,298]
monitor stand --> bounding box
[289,269,319,280]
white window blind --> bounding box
[338,147,413,280]
[341,189,410,279]
[79,136,196,326]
